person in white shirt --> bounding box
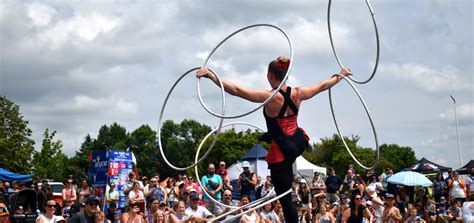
[184,193,214,222]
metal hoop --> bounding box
[194,122,275,209]
[209,189,291,222]
[158,67,226,171]
[328,74,380,170]
[197,23,294,119]
[327,0,380,84]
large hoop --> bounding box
[194,122,275,209]
[158,67,226,171]
[328,74,379,170]
[327,0,380,84]
[197,23,294,119]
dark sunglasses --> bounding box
[224,194,232,197]
[355,197,362,200]
[46,205,56,208]
[88,203,98,207]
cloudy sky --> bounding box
[1,0,472,170]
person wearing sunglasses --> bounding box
[67,196,99,223]
[36,199,61,223]
[341,194,373,223]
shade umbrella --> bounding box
[387,171,432,187]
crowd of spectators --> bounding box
[1,163,473,223]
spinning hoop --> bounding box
[328,74,379,170]
[158,67,226,171]
[194,122,275,209]
[197,23,294,119]
[327,0,380,84]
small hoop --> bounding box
[328,74,380,170]
[327,0,380,84]
[197,23,294,119]
[194,122,275,209]
[158,67,225,171]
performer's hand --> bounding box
[340,68,352,76]
[196,67,212,79]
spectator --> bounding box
[144,178,166,205]
[366,186,384,223]
[380,168,393,192]
[261,177,275,198]
[146,197,160,223]
[260,202,281,223]
[62,200,72,218]
[448,199,462,222]
[404,207,425,223]
[466,167,474,198]
[183,176,200,199]
[221,175,233,193]
[431,202,451,223]
[325,168,343,204]
[212,189,238,220]
[165,178,179,208]
[184,193,214,222]
[153,210,167,223]
[461,195,474,222]
[290,182,300,203]
[342,193,372,223]
[396,186,409,218]
[105,182,119,209]
[237,161,257,202]
[141,176,149,189]
[178,191,190,209]
[314,203,336,223]
[128,181,145,204]
[295,201,309,223]
[94,211,110,223]
[215,161,228,178]
[298,179,311,210]
[239,195,260,223]
[121,202,145,223]
[176,175,184,187]
[201,163,223,211]
[433,173,447,202]
[349,175,366,197]
[77,179,92,205]
[367,174,384,196]
[36,199,59,223]
[168,201,190,222]
[310,172,326,197]
[105,202,117,223]
[343,169,355,194]
[414,201,428,222]
[448,171,467,203]
[274,201,285,223]
[62,179,77,204]
[68,196,98,223]
[382,193,403,222]
[124,172,143,206]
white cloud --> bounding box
[25,2,57,27]
[440,103,474,125]
[378,63,472,93]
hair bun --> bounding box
[276,56,290,70]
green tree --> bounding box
[0,96,35,173]
[128,125,158,178]
[378,143,417,172]
[32,129,69,180]
[95,123,128,151]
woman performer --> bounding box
[196,56,351,222]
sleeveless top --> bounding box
[263,87,309,168]
[242,212,257,223]
[317,213,331,223]
[240,172,256,196]
[348,206,364,223]
[36,214,59,223]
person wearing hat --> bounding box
[382,193,402,223]
[237,161,257,202]
[201,163,223,211]
[67,196,99,223]
[366,186,384,223]
[184,192,214,221]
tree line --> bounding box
[0,95,418,182]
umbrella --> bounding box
[387,171,432,187]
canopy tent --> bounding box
[455,160,474,175]
[295,156,327,179]
[407,157,452,174]
[0,168,32,182]
[228,144,270,181]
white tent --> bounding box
[227,159,270,182]
[227,155,326,181]
[295,156,327,179]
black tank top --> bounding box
[348,206,364,223]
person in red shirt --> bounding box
[216,161,228,177]
[197,56,351,222]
